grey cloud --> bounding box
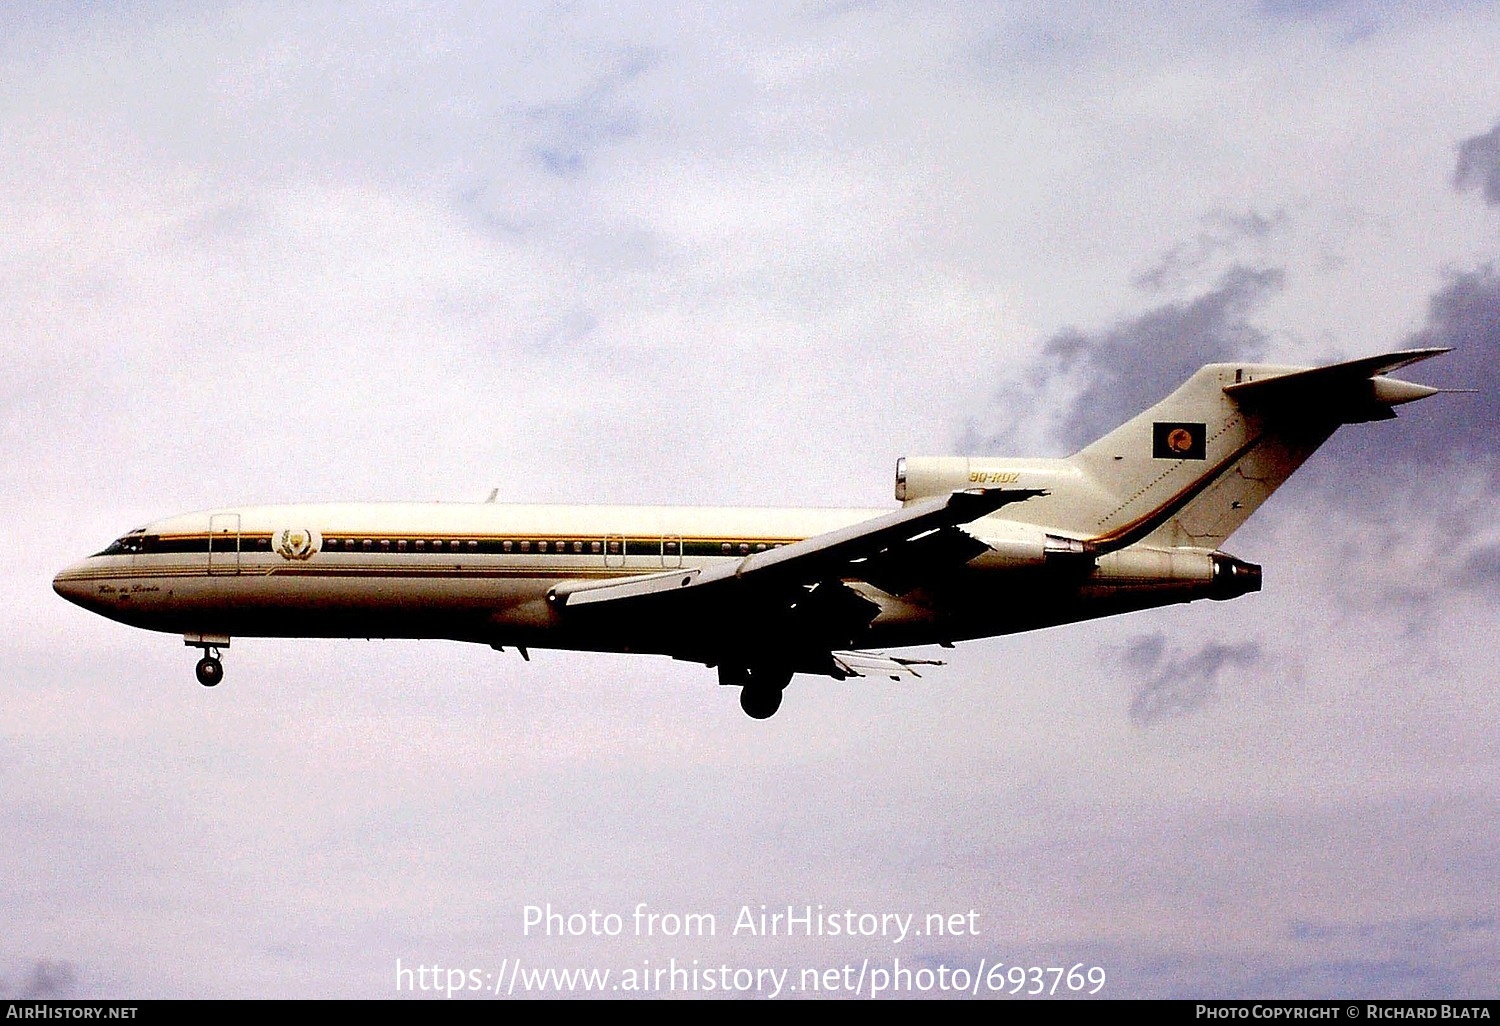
[519,306,600,353]
[1123,634,1264,727]
[808,0,890,19]
[1029,915,1498,998]
[1242,917,1500,998]
[1259,0,1357,15]
[521,49,656,179]
[1231,956,1467,1000]
[1307,266,1500,498]
[966,265,1280,453]
[1255,0,1382,40]
[1392,268,1500,454]
[1290,915,1499,947]
[1,960,78,999]
[960,11,1106,76]
[1458,543,1500,593]
[1133,210,1283,293]
[1454,121,1500,206]
[1122,632,1166,672]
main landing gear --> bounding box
[184,634,231,688]
[718,665,794,720]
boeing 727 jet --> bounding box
[54,349,1453,717]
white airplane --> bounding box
[55,349,1454,718]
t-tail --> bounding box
[1065,348,1451,550]
[897,348,1455,556]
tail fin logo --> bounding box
[1153,422,1206,460]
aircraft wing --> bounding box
[549,488,1045,652]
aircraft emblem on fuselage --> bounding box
[274,529,320,560]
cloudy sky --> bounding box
[3,0,1497,1000]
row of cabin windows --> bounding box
[319,537,781,556]
[123,535,275,555]
[113,535,786,557]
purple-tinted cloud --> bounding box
[1122,634,1264,726]
[965,265,1281,453]
[1305,267,1500,498]
[1,960,78,999]
[1454,121,1500,206]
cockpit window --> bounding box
[94,529,147,557]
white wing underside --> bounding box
[831,650,944,681]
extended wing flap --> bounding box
[831,650,944,681]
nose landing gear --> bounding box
[195,652,224,687]
[184,633,231,688]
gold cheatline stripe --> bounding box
[1087,433,1264,550]
[158,532,802,544]
[57,566,667,582]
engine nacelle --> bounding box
[1210,553,1263,599]
[1089,547,1262,599]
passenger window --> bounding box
[503,540,513,553]
[591,541,602,554]
[538,541,548,553]
[573,541,583,554]
[397,540,407,552]
[468,541,478,551]
[721,543,732,555]
[415,540,425,551]
[520,540,531,553]
[362,540,373,551]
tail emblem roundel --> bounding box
[1152,421,1207,460]
[274,528,320,560]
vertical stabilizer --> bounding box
[1063,349,1449,550]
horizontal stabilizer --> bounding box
[831,650,944,681]
[1223,348,1450,421]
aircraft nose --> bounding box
[53,564,93,608]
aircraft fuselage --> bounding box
[52,500,1247,663]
